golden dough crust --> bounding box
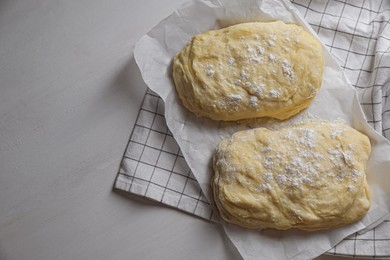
[173,21,324,121]
[212,122,371,231]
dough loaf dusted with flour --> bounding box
[173,21,324,121]
[212,122,371,231]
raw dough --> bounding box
[173,21,324,121]
[212,122,371,231]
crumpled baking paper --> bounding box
[133,0,390,259]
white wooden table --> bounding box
[0,1,365,259]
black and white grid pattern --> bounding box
[293,0,390,138]
[115,90,217,221]
[115,0,390,257]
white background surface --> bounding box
[0,0,369,259]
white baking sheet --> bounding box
[134,0,390,259]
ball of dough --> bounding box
[173,21,324,121]
[212,122,371,231]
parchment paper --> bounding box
[133,0,390,259]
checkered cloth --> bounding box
[115,0,390,257]
[115,90,216,221]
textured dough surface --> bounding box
[212,122,371,231]
[173,21,324,121]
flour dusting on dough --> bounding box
[212,122,371,230]
[204,63,215,77]
[173,21,324,121]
